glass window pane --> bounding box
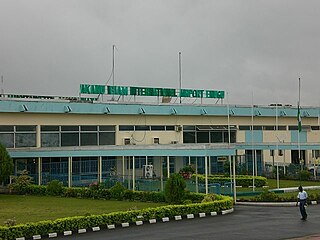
[61,126,79,131]
[151,126,165,131]
[183,132,195,143]
[289,126,298,130]
[119,125,134,131]
[99,126,115,131]
[183,125,196,130]
[196,125,212,130]
[16,133,36,147]
[41,133,59,147]
[230,131,236,143]
[278,126,287,130]
[239,126,250,130]
[211,132,223,143]
[41,126,59,131]
[16,126,36,132]
[264,126,275,130]
[0,126,14,132]
[99,132,115,145]
[197,131,209,143]
[0,133,14,148]
[61,133,79,146]
[135,125,150,131]
[81,126,97,131]
[80,133,98,146]
[166,126,175,131]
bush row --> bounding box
[0,196,233,239]
[10,183,167,202]
[191,174,267,187]
[240,190,320,203]
[10,181,208,203]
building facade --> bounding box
[1,93,320,189]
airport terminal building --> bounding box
[1,84,320,189]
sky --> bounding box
[0,0,320,106]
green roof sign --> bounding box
[80,84,224,99]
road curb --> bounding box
[14,208,234,240]
[236,201,318,207]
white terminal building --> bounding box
[0,84,319,189]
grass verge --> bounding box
[0,195,166,226]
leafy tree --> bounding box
[0,144,14,185]
[164,173,186,204]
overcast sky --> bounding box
[1,0,319,106]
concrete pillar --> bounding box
[68,157,72,188]
[99,156,102,183]
[167,156,170,178]
[205,156,208,194]
[36,125,41,148]
[122,156,125,182]
[132,156,135,191]
[38,157,41,185]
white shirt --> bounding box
[297,191,308,200]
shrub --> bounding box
[0,144,14,185]
[47,180,64,196]
[253,190,280,202]
[179,165,195,179]
[109,182,126,200]
[201,194,224,203]
[191,174,267,187]
[4,218,16,227]
[9,170,34,194]
[87,182,110,199]
[164,173,186,204]
[299,170,311,181]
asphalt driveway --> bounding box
[57,204,320,240]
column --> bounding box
[160,157,163,191]
[122,156,125,182]
[232,155,237,204]
[38,157,41,185]
[132,156,135,191]
[36,125,41,148]
[99,156,102,183]
[205,156,208,194]
[167,156,170,178]
[68,157,72,188]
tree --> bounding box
[0,144,14,185]
[164,173,186,204]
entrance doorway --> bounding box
[291,150,306,165]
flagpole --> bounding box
[251,91,255,191]
[298,77,301,171]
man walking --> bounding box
[296,186,308,220]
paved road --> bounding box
[58,205,320,240]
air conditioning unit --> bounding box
[143,165,153,178]
[123,138,131,145]
[278,150,283,156]
[171,140,178,144]
[153,137,160,144]
[217,156,227,162]
[175,125,183,132]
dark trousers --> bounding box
[299,199,307,219]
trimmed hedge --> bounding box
[0,196,233,239]
[10,184,168,202]
[191,174,267,187]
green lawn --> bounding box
[265,179,320,189]
[234,179,320,193]
[0,195,166,226]
[236,178,320,200]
